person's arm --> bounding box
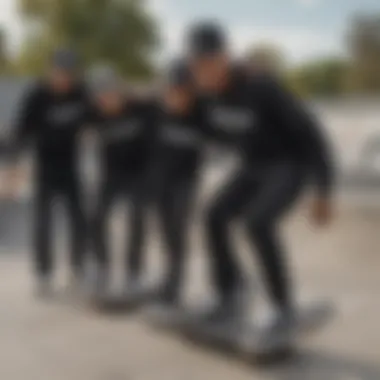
[259,77,334,196]
[297,107,334,199]
[8,86,39,163]
[2,86,39,198]
[142,100,162,200]
[257,77,335,224]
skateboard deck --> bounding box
[143,301,335,362]
[88,285,159,314]
[86,293,139,314]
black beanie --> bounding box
[186,21,227,57]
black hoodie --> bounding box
[12,80,90,165]
[153,100,207,179]
[91,99,156,177]
[199,68,334,197]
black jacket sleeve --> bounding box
[8,84,40,162]
[141,100,162,193]
[257,77,334,198]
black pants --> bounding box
[206,161,305,311]
[34,165,86,278]
[92,171,148,279]
[156,171,198,296]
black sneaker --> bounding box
[151,280,180,305]
[67,270,85,294]
[262,308,297,343]
[193,278,252,324]
[92,266,109,300]
[221,277,252,320]
[124,277,150,302]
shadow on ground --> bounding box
[269,350,380,380]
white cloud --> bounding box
[0,0,24,55]
[230,25,342,63]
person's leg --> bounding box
[243,162,304,315]
[62,174,87,280]
[91,179,116,287]
[125,174,148,282]
[205,170,255,301]
[157,175,198,303]
[33,175,54,295]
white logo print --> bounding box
[210,107,256,133]
[104,121,141,141]
[161,125,201,146]
[47,104,83,126]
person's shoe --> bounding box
[124,276,148,301]
[67,270,85,294]
[92,266,109,298]
[150,279,180,305]
[142,283,184,327]
[193,277,253,325]
[221,277,252,320]
[35,276,53,299]
[262,307,297,342]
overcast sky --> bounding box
[1,0,380,64]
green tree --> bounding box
[289,58,348,97]
[16,0,160,78]
[0,28,10,74]
[245,43,286,75]
[346,13,380,93]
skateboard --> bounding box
[143,301,335,363]
[87,285,159,314]
[85,293,139,314]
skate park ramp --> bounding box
[0,161,380,380]
[1,103,380,379]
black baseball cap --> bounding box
[186,21,227,57]
[51,48,79,71]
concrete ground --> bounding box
[1,170,380,379]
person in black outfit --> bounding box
[151,61,206,307]
[7,49,90,296]
[87,67,155,297]
[185,22,334,328]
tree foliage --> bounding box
[16,0,160,78]
[0,28,10,74]
[346,13,380,92]
[245,43,286,75]
[8,4,380,95]
[289,58,348,97]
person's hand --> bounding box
[310,196,333,227]
[1,167,23,200]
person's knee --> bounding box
[245,211,273,235]
[206,202,230,232]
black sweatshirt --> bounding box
[11,80,90,166]
[199,69,334,197]
[153,101,206,179]
[91,100,156,177]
